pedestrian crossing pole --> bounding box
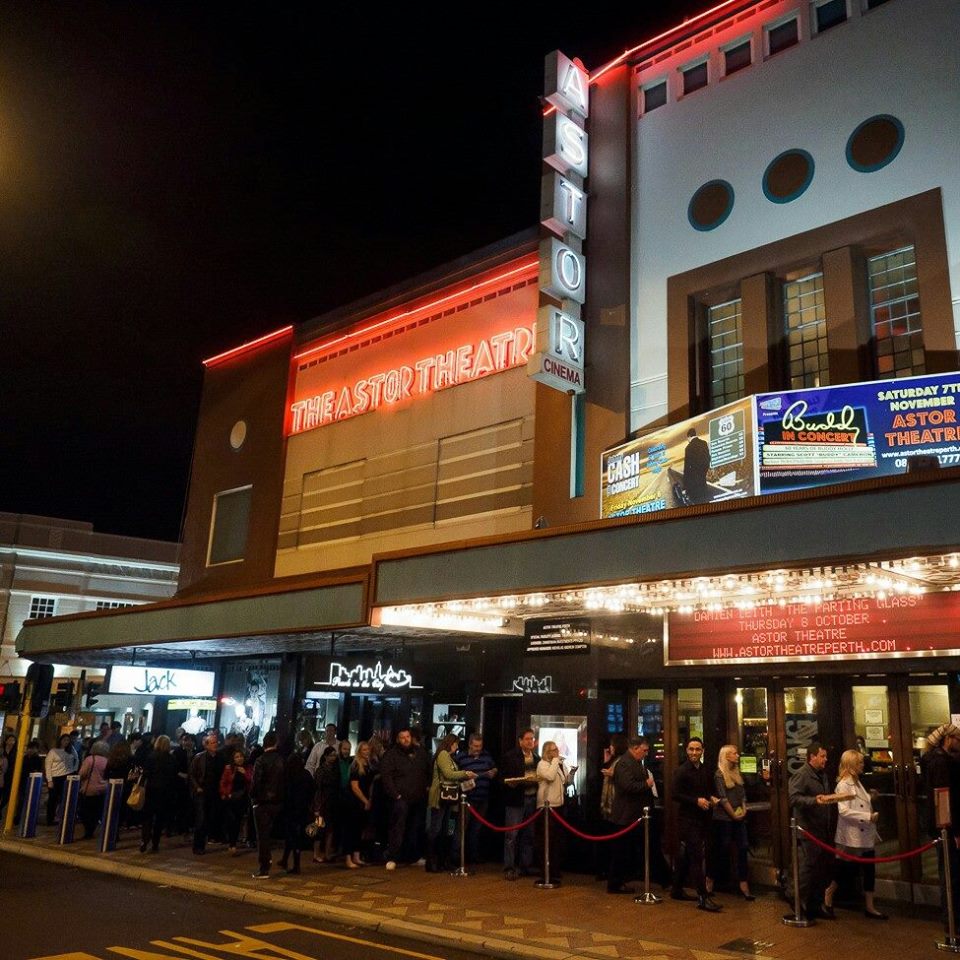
[58,774,81,844]
[19,772,43,838]
[99,779,124,853]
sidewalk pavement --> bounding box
[0,827,945,960]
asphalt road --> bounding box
[0,853,483,960]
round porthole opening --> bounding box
[688,179,735,231]
[229,420,247,451]
[763,149,815,203]
[846,115,904,173]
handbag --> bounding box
[126,776,146,811]
[305,815,325,839]
[438,781,460,804]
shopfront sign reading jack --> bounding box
[319,661,422,691]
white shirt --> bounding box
[44,747,78,784]
[536,757,575,808]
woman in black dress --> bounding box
[344,742,373,869]
[140,735,179,853]
[312,746,339,863]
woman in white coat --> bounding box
[535,741,577,884]
[824,748,886,920]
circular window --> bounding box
[846,115,904,173]
[687,180,735,231]
[229,420,247,451]
[762,149,815,203]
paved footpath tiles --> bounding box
[1,828,945,960]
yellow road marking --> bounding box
[245,922,450,960]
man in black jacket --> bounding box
[500,729,540,880]
[607,736,655,894]
[787,741,836,920]
[671,737,721,911]
[188,733,224,854]
[921,723,960,938]
[250,731,285,878]
[380,728,431,870]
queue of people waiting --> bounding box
[10,718,959,923]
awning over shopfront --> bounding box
[16,574,370,666]
[17,469,960,668]
[373,469,960,609]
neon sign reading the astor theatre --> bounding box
[290,325,535,435]
[319,661,423,691]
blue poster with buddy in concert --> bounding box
[755,371,960,494]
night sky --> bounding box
[1,1,711,542]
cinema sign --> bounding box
[529,51,588,397]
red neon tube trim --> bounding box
[543,0,755,115]
[203,325,294,367]
[294,256,539,363]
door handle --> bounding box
[891,763,902,798]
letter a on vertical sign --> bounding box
[544,51,589,119]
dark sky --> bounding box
[0,1,711,542]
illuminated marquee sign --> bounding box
[530,50,588,396]
[319,661,422,691]
[290,325,535,434]
[108,666,216,698]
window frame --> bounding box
[206,483,253,568]
[28,595,57,619]
[812,0,849,34]
[721,36,753,78]
[765,13,800,57]
[680,56,709,97]
[641,77,668,115]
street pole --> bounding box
[2,684,33,836]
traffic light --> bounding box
[25,663,54,719]
[52,681,73,714]
[0,681,21,712]
[84,681,102,709]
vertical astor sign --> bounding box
[532,50,589,397]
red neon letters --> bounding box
[289,324,535,435]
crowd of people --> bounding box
[5,716,958,928]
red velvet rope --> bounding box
[549,806,643,842]
[466,803,543,833]
[798,827,940,863]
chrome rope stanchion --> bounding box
[782,817,813,927]
[634,806,662,905]
[450,790,470,878]
[534,801,557,889]
[937,829,960,953]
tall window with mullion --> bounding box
[784,272,829,389]
[868,245,924,378]
[708,298,744,407]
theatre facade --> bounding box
[18,0,960,902]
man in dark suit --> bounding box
[607,736,656,894]
[682,427,711,504]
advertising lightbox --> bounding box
[756,370,960,493]
[108,666,216,698]
[601,372,960,519]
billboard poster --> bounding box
[756,370,960,493]
[665,591,960,666]
[601,397,756,518]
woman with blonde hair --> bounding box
[344,741,374,868]
[707,744,753,899]
[534,740,577,885]
[823,748,886,919]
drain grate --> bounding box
[719,938,776,955]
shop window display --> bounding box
[219,659,280,748]
[432,703,465,753]
[531,714,587,798]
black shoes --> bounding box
[865,910,888,920]
[739,890,756,901]
[670,890,697,901]
[697,895,722,912]
[251,871,270,879]
[818,904,837,920]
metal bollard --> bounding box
[534,802,557,889]
[19,772,43,838]
[99,779,124,853]
[635,806,662,904]
[58,774,81,845]
[782,817,813,927]
[937,829,960,953]
[450,790,470,878]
